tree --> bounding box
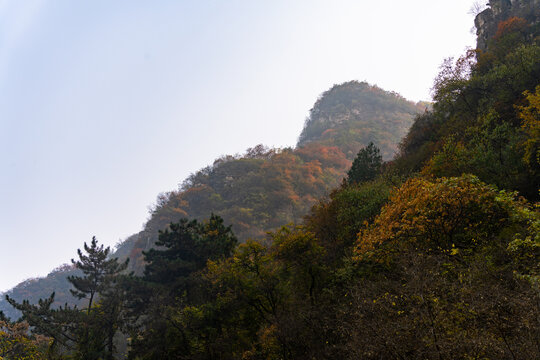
[68,237,128,314]
[517,85,540,174]
[125,214,238,359]
[67,237,128,360]
[355,175,514,257]
[0,317,49,360]
[142,214,237,293]
[7,237,129,360]
[347,142,382,184]
[6,293,80,357]
[343,175,540,359]
[305,179,390,265]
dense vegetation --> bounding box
[126,82,423,267]
[2,1,539,359]
[0,79,422,320]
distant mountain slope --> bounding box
[0,265,79,320]
[298,81,426,159]
[125,82,423,270]
[0,234,139,321]
[1,82,422,319]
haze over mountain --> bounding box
[0,0,477,293]
[1,1,539,358]
[0,81,425,320]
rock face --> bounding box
[475,0,540,51]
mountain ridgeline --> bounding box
[0,81,423,320]
[298,81,426,159]
[111,82,424,271]
[2,0,539,358]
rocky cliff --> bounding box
[475,0,540,51]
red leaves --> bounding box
[494,16,528,40]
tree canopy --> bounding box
[3,1,540,358]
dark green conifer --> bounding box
[7,237,129,360]
[68,236,128,313]
[347,142,382,184]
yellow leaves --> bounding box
[354,175,516,261]
[517,85,540,169]
[0,321,48,359]
[520,86,540,124]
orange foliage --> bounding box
[355,175,515,260]
[494,16,528,39]
[295,143,351,170]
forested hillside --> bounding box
[2,1,539,359]
[0,235,139,321]
[0,82,422,320]
[298,81,426,159]
[124,83,423,270]
[395,0,540,199]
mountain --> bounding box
[396,0,540,199]
[298,81,426,160]
[475,0,540,52]
[109,2,538,356]
[4,1,539,358]
[0,235,139,321]
[113,82,424,274]
[0,81,423,320]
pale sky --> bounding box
[0,0,477,292]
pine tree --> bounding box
[347,142,382,184]
[68,237,128,360]
[68,236,128,313]
[6,237,129,360]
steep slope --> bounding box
[4,2,539,357]
[396,0,540,199]
[1,82,422,319]
[125,82,422,270]
[475,0,540,52]
[298,81,426,160]
[114,4,539,357]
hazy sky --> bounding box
[0,0,478,292]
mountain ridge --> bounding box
[0,81,422,320]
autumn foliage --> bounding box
[355,175,513,258]
[494,16,528,40]
[0,319,49,359]
[3,3,540,358]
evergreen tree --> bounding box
[68,236,128,313]
[347,142,382,184]
[7,237,129,360]
[126,214,238,359]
